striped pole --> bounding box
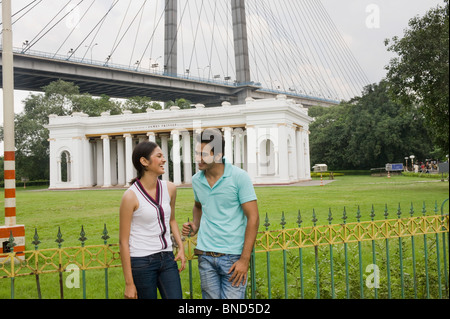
[1,0,25,258]
[2,0,16,227]
[4,151,16,226]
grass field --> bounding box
[5,175,448,247]
[1,175,449,299]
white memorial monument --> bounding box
[45,95,313,189]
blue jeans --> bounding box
[198,254,247,299]
[130,252,182,299]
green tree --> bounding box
[123,96,162,113]
[166,98,192,109]
[384,1,449,153]
[0,80,156,181]
[309,81,433,170]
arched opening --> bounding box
[60,151,72,183]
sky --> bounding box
[0,0,446,154]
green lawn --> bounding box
[1,175,448,299]
[3,175,449,248]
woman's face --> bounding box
[144,146,166,176]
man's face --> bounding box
[195,143,221,171]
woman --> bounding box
[119,141,186,299]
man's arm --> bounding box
[228,200,260,287]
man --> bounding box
[182,128,260,299]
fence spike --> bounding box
[264,213,270,230]
[79,225,87,246]
[55,227,64,248]
[356,206,361,222]
[422,201,427,216]
[297,210,303,227]
[434,201,439,214]
[370,204,375,221]
[410,202,414,217]
[384,204,389,219]
[397,203,402,219]
[342,207,347,224]
[280,211,286,229]
[7,231,16,252]
[102,224,110,243]
[328,208,333,224]
[32,228,41,249]
[312,209,318,226]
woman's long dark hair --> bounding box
[130,141,159,185]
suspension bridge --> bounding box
[1,0,370,106]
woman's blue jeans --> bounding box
[130,252,182,299]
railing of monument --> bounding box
[1,200,448,299]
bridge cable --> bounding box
[67,0,119,61]
[52,0,97,59]
[22,0,85,54]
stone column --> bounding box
[296,128,305,179]
[246,126,257,181]
[193,129,202,173]
[182,131,192,184]
[278,124,289,182]
[171,130,182,185]
[233,128,243,168]
[102,135,112,187]
[124,134,134,186]
[147,132,156,143]
[96,139,104,187]
[223,127,233,163]
[160,134,170,181]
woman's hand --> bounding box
[175,250,187,272]
[124,283,138,299]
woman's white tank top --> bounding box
[127,179,172,257]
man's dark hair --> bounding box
[197,128,225,159]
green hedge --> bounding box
[0,180,49,188]
[401,172,449,179]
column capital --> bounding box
[101,135,110,140]
[123,133,132,138]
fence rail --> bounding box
[1,200,449,299]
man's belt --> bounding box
[194,249,226,258]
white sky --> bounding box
[0,0,445,155]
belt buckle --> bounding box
[211,252,223,258]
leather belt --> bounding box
[194,249,226,258]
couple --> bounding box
[119,128,260,299]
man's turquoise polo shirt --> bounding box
[192,158,257,255]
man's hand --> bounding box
[228,258,250,287]
[182,222,198,237]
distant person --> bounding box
[120,141,186,299]
[182,128,260,299]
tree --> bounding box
[384,1,449,153]
[0,80,155,181]
[309,81,433,170]
[122,96,162,113]
[166,98,193,109]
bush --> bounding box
[401,172,448,179]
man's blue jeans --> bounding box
[130,252,182,299]
[198,253,247,299]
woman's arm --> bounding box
[119,190,139,299]
[167,182,186,272]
